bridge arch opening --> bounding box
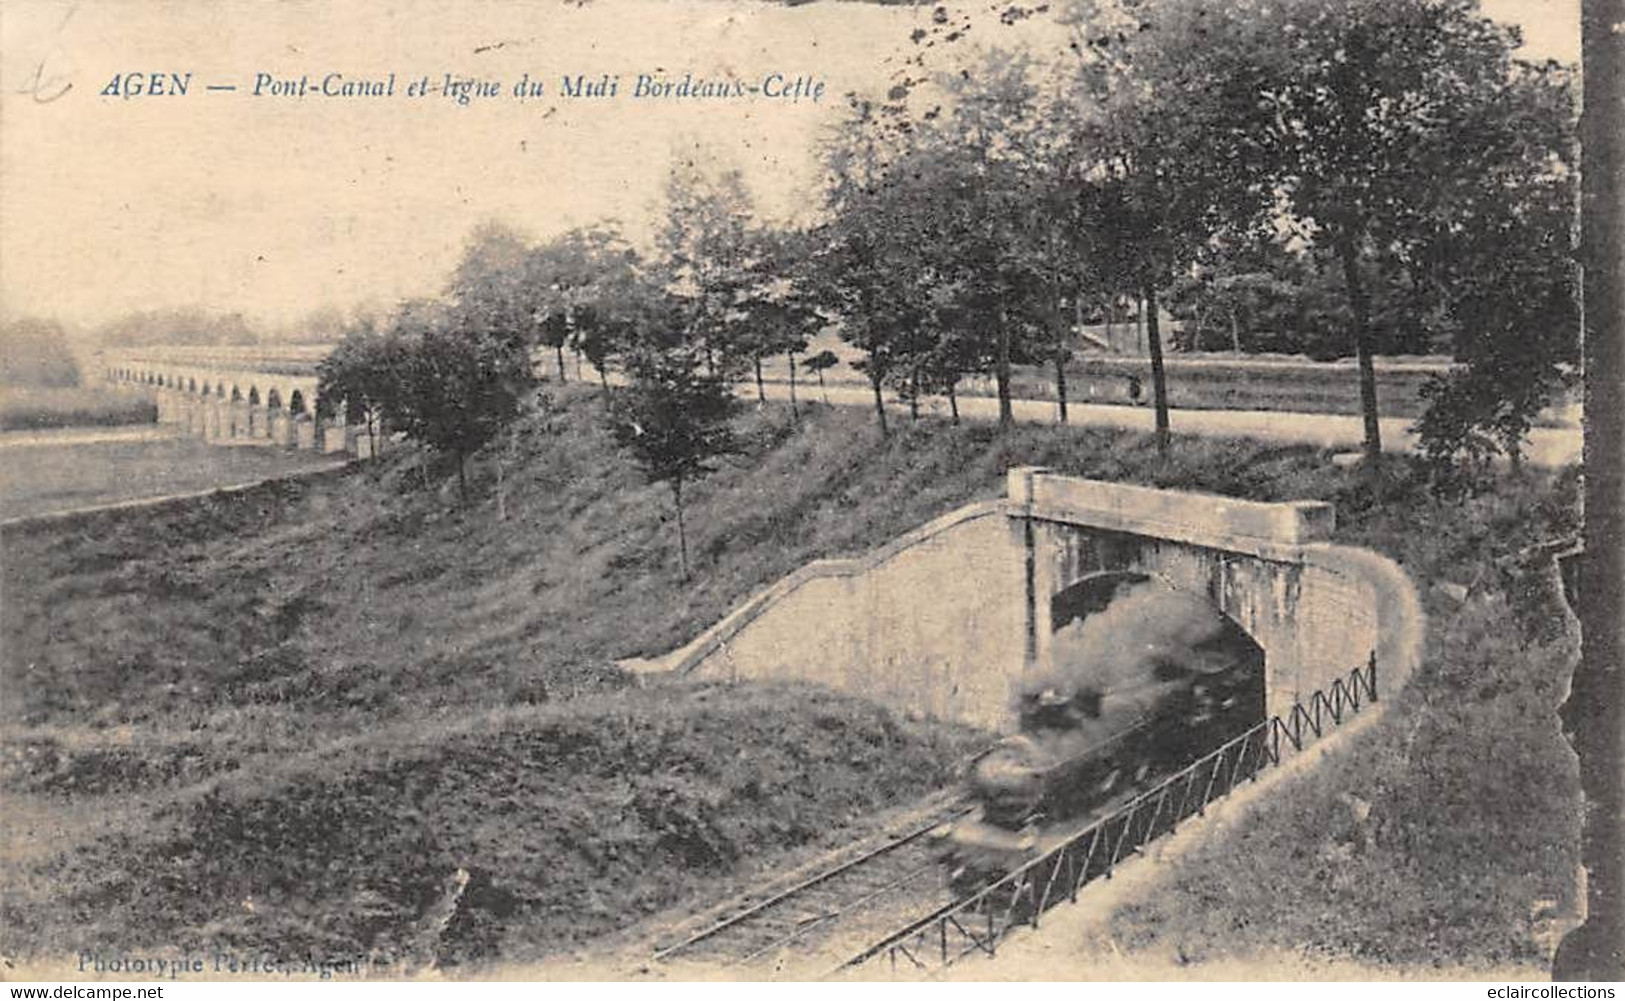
[1034,570,1267,760]
[231,386,243,402]
[266,388,283,410]
[187,378,197,393]
[289,389,307,415]
[248,386,261,405]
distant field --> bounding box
[0,436,344,521]
[0,384,158,432]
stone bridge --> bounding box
[102,348,383,457]
[644,469,1423,733]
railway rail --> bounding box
[649,797,975,971]
[830,655,1379,978]
[646,655,1376,978]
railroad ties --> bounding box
[649,796,975,976]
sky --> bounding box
[0,0,1582,333]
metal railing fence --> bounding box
[834,653,1379,977]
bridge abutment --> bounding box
[655,470,1422,733]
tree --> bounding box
[95,306,259,348]
[802,349,839,404]
[1052,0,1282,454]
[315,314,411,460]
[528,224,642,387]
[0,316,80,387]
[445,221,539,357]
[656,154,757,381]
[387,305,533,500]
[813,108,948,436]
[608,333,739,580]
[733,227,825,412]
[1109,0,1578,464]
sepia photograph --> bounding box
[0,0,1619,988]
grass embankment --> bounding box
[0,385,158,431]
[8,684,975,968]
[1,388,1581,973]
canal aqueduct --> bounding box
[103,350,387,458]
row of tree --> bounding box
[320,0,1578,552]
[1,317,82,387]
[805,0,1577,463]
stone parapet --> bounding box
[1021,471,1334,560]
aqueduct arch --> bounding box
[103,351,349,454]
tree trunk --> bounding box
[754,357,766,404]
[1144,285,1171,456]
[947,379,960,425]
[574,348,583,381]
[995,303,1013,428]
[1229,308,1243,353]
[555,344,567,383]
[1553,1,1625,979]
[672,478,690,580]
[818,370,828,404]
[598,364,609,391]
[786,351,798,418]
[496,424,516,521]
[1335,227,1384,464]
[495,452,505,520]
[908,368,920,421]
[869,370,889,437]
[1054,304,1070,425]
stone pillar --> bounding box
[1006,466,1054,676]
[269,411,294,447]
[248,405,268,439]
[322,422,351,454]
[353,431,376,461]
[214,400,233,440]
[294,414,316,450]
[231,402,252,438]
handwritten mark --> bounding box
[20,5,77,104]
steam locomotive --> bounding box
[938,573,1265,895]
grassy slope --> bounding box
[8,683,978,969]
[0,388,1582,972]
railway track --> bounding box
[649,796,974,973]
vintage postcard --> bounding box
[1,0,1616,988]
